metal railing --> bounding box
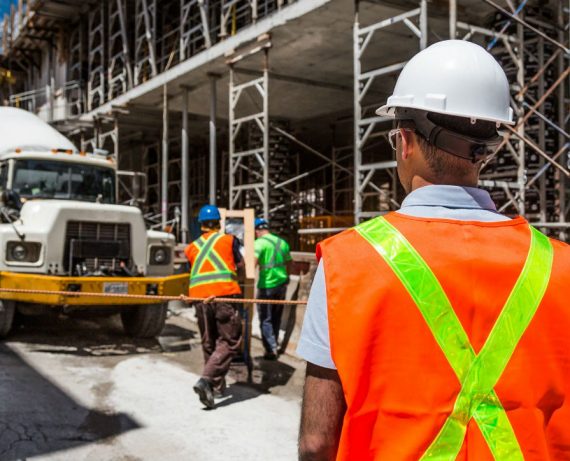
[9,80,85,121]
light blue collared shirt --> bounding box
[296,185,510,369]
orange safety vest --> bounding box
[185,231,241,298]
[318,212,570,461]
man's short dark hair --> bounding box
[416,135,476,178]
[400,112,497,178]
[201,220,220,229]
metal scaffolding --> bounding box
[87,2,106,111]
[1,0,568,243]
[134,0,158,85]
[67,23,84,117]
[180,0,212,61]
[108,0,133,100]
[353,0,570,235]
[353,0,428,223]
[228,44,270,219]
[220,0,257,39]
[476,1,570,234]
[80,116,119,156]
[1,0,296,221]
[331,145,353,215]
[158,0,181,71]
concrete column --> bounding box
[419,0,428,50]
[161,84,169,229]
[113,117,120,161]
[353,4,361,224]
[209,74,218,205]
[262,51,269,220]
[47,40,55,122]
[558,0,568,239]
[516,22,525,216]
[181,86,190,243]
[449,0,457,39]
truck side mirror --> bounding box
[2,190,22,211]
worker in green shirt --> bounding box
[254,218,292,360]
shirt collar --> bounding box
[400,185,498,211]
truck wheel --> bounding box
[120,303,168,338]
[0,300,15,338]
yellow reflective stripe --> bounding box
[424,226,553,461]
[190,234,220,278]
[194,234,226,271]
[190,271,238,287]
[208,247,232,273]
[356,217,553,460]
[190,233,235,283]
[356,217,474,380]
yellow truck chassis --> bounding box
[0,272,188,306]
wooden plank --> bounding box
[219,207,255,373]
[219,207,255,280]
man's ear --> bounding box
[400,129,413,160]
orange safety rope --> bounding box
[0,288,308,306]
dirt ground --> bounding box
[0,305,305,461]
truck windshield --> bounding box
[12,159,116,204]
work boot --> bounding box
[213,378,226,399]
[193,378,215,409]
[263,349,278,360]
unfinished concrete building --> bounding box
[0,0,568,249]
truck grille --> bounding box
[64,221,131,274]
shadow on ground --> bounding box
[0,344,140,461]
[8,313,197,357]
[7,310,299,416]
[213,357,297,409]
[249,356,297,392]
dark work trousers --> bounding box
[195,301,243,390]
[257,283,287,354]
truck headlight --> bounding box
[150,246,171,265]
[6,241,42,263]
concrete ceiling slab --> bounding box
[86,0,562,127]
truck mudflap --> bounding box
[0,272,189,306]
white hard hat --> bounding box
[377,40,514,125]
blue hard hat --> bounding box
[255,218,269,229]
[198,204,221,223]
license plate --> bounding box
[103,282,129,294]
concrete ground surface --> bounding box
[0,306,305,461]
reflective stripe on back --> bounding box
[191,234,221,278]
[355,216,553,461]
[190,272,238,287]
[259,234,287,270]
[190,233,236,285]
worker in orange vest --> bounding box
[185,204,243,409]
[297,40,570,460]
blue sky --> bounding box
[0,0,17,17]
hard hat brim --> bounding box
[376,104,515,126]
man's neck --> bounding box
[410,175,478,192]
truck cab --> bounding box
[0,107,187,338]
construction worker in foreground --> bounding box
[185,204,243,409]
[297,40,570,460]
[254,218,292,359]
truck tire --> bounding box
[120,303,168,338]
[0,300,15,338]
